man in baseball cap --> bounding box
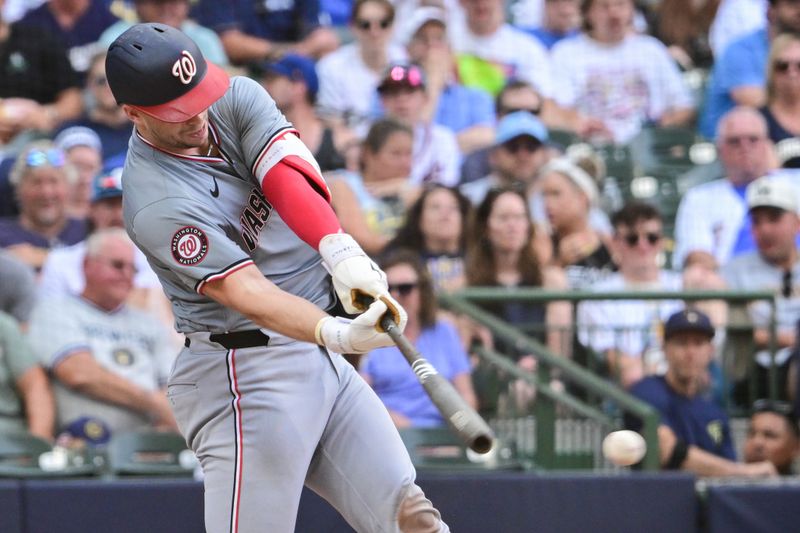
[106,22,229,123]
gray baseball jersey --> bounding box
[123,76,334,335]
[122,76,444,532]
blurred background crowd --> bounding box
[1,0,800,477]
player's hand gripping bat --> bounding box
[359,294,495,454]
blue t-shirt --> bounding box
[626,375,736,461]
[192,0,321,42]
[700,29,769,139]
[363,320,471,427]
[0,217,87,250]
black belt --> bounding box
[184,329,270,349]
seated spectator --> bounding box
[360,249,477,428]
[537,157,615,288]
[723,177,800,401]
[55,52,133,166]
[460,111,550,206]
[191,0,338,65]
[256,54,354,172]
[673,106,778,270]
[743,399,800,474]
[327,118,416,255]
[700,0,800,139]
[38,167,160,303]
[18,0,118,76]
[54,126,102,220]
[316,0,406,133]
[99,0,228,67]
[625,308,778,477]
[550,0,695,144]
[520,0,581,50]
[0,141,88,270]
[28,228,177,434]
[0,310,54,439]
[450,0,554,98]
[399,6,495,154]
[760,34,800,145]
[377,62,461,186]
[386,184,472,293]
[648,0,719,70]
[466,187,571,358]
[0,2,82,152]
[578,202,684,388]
[0,250,37,327]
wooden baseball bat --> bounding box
[373,302,495,454]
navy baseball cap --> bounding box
[106,23,229,123]
[61,416,112,447]
[664,309,715,341]
[92,167,124,202]
[263,54,319,98]
[495,111,549,145]
[377,63,426,93]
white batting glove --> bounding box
[315,300,402,353]
[318,233,406,328]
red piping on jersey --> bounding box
[196,259,254,294]
[227,349,244,533]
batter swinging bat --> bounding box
[364,295,495,454]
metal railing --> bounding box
[439,288,777,471]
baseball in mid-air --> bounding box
[602,430,646,466]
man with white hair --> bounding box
[28,227,177,434]
[724,176,800,401]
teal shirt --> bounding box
[0,312,38,434]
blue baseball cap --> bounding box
[495,111,548,146]
[92,167,124,202]
[664,309,715,341]
[61,416,112,447]
[264,54,319,98]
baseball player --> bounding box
[105,23,449,533]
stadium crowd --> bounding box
[1,0,800,476]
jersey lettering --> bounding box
[240,189,273,251]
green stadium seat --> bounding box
[108,431,195,477]
[0,432,100,478]
[398,427,523,473]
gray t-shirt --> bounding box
[0,311,39,434]
[0,251,37,323]
[28,296,175,433]
[122,76,333,334]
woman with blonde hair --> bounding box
[761,33,800,147]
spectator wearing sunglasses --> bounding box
[674,106,778,271]
[377,62,461,186]
[760,34,800,163]
[723,176,800,402]
[54,53,133,168]
[624,308,778,477]
[190,0,338,65]
[360,249,477,428]
[460,111,551,207]
[744,399,800,474]
[0,141,88,270]
[578,202,685,388]
[28,228,178,435]
[316,0,407,133]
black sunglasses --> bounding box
[620,232,661,247]
[752,398,795,416]
[775,60,800,73]
[502,137,542,154]
[356,17,391,31]
[783,270,793,298]
[388,282,418,296]
[499,105,542,116]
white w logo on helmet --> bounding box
[172,50,197,85]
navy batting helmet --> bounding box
[105,23,229,123]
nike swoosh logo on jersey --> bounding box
[210,177,219,198]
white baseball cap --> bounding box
[746,176,799,213]
[399,7,447,45]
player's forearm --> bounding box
[201,264,327,344]
[17,367,55,441]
